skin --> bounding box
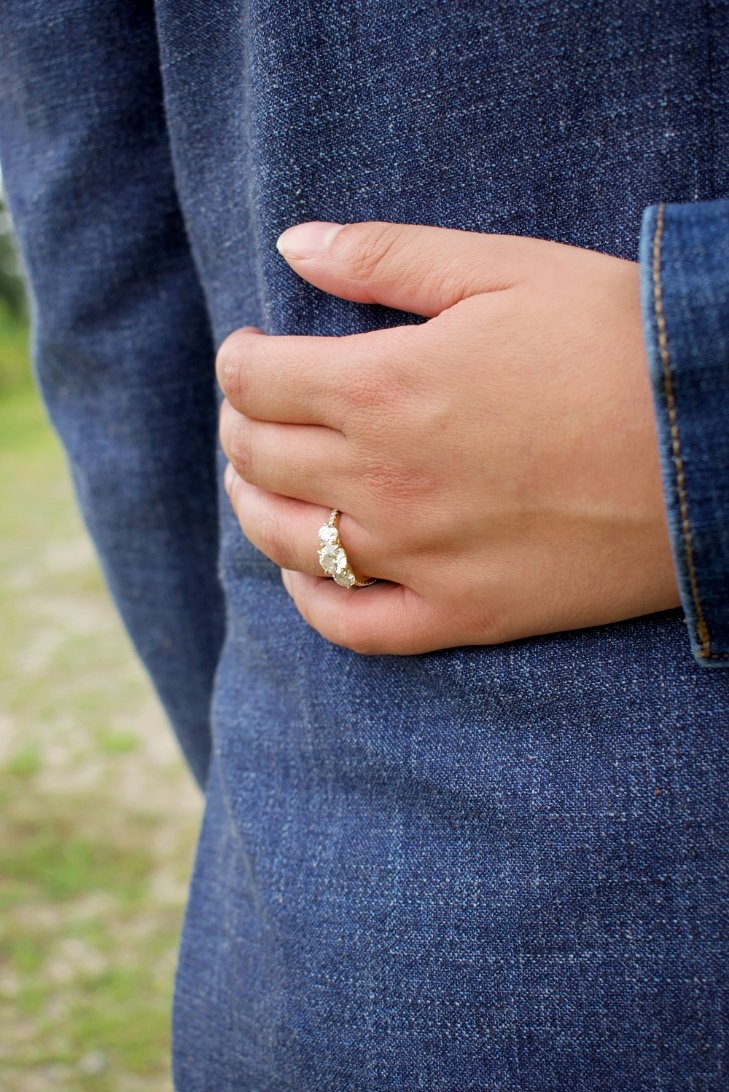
[217,220,680,655]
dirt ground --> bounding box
[1,383,203,1090]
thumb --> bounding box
[275,220,530,317]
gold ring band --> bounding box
[317,509,377,588]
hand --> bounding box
[217,221,680,654]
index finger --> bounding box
[215,324,413,428]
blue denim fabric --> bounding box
[2,2,729,1089]
[640,200,729,667]
[0,0,224,787]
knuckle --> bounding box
[350,634,384,656]
[336,221,403,284]
[361,458,437,509]
[216,329,250,405]
[255,510,293,567]
[346,331,415,410]
[329,612,380,656]
[343,369,388,416]
[228,418,254,481]
[462,597,505,647]
[335,327,420,432]
[428,265,474,307]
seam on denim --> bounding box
[704,0,717,198]
[651,203,721,660]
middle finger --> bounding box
[219,398,352,504]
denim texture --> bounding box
[640,200,729,667]
[0,0,224,787]
[1,1,728,1089]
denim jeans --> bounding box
[2,2,728,1088]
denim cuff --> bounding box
[639,199,729,668]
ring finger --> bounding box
[224,469,399,584]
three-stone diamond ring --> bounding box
[317,509,378,588]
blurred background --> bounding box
[0,176,202,1090]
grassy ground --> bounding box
[0,313,202,1090]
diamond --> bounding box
[318,524,338,546]
[318,544,348,575]
[317,511,370,588]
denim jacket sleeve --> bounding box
[639,199,729,668]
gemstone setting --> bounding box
[316,509,376,588]
[317,524,338,546]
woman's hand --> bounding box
[217,221,680,654]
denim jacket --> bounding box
[640,199,729,667]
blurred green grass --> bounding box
[0,311,202,1090]
[0,305,29,394]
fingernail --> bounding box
[276,221,344,260]
[224,462,234,494]
[281,569,293,595]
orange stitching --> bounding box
[651,202,718,658]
